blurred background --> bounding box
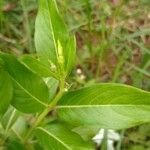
[0,0,150,149]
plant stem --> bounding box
[23,79,65,143]
[101,129,108,150]
[116,130,125,150]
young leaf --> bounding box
[57,83,150,129]
[0,69,13,118]
[0,53,49,113]
[45,77,59,101]
[65,35,76,75]
[36,123,93,150]
[35,0,76,76]
[20,55,59,79]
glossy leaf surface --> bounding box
[58,83,150,129]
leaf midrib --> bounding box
[22,59,58,79]
[10,76,48,107]
[37,127,72,150]
[5,109,16,131]
[45,0,58,58]
[57,104,150,108]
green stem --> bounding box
[116,130,125,150]
[101,129,108,150]
[23,79,65,143]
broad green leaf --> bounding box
[35,0,75,76]
[20,55,59,79]
[57,83,150,130]
[0,53,49,113]
[36,123,93,150]
[0,69,13,118]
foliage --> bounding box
[0,0,150,149]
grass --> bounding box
[0,0,150,149]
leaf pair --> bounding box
[1,75,150,148]
[1,0,150,149]
[35,83,150,149]
[0,0,77,117]
[32,0,150,132]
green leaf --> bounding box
[36,123,93,150]
[6,139,25,150]
[72,126,100,142]
[65,35,76,75]
[12,117,28,137]
[0,69,13,118]
[20,55,59,79]
[45,77,59,101]
[1,106,19,131]
[57,83,150,129]
[0,53,49,113]
[35,0,76,76]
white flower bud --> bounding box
[76,68,82,74]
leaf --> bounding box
[20,55,59,79]
[1,106,19,131]
[0,69,13,118]
[72,126,100,142]
[36,123,93,150]
[12,117,28,137]
[6,139,25,150]
[0,53,49,113]
[35,0,75,76]
[45,77,59,101]
[57,83,150,130]
[65,35,76,75]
